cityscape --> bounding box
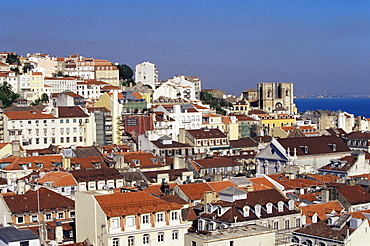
[1,1,369,246]
[0,52,369,246]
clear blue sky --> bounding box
[1,1,369,95]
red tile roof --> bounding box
[35,171,77,187]
[336,185,370,205]
[57,106,89,118]
[4,111,56,120]
[95,191,181,217]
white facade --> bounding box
[154,104,202,141]
[44,77,80,94]
[153,75,196,101]
[135,61,158,89]
[76,80,108,100]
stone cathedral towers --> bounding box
[257,82,296,114]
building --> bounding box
[180,128,230,157]
[257,82,296,114]
[0,227,40,246]
[75,190,192,246]
[94,64,119,86]
[292,213,370,246]
[185,225,275,246]
[255,136,351,175]
[135,61,159,89]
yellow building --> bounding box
[94,65,119,86]
[202,113,239,140]
[259,113,296,133]
[29,72,44,99]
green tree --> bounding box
[30,98,41,106]
[41,93,49,102]
[10,67,21,75]
[6,54,20,65]
[0,82,20,108]
[22,63,34,73]
[116,64,133,80]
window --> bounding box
[44,138,47,144]
[192,241,197,246]
[73,119,77,123]
[60,137,64,143]
[66,119,70,123]
[73,137,77,142]
[171,211,178,220]
[70,211,75,218]
[111,218,119,229]
[45,213,52,221]
[58,212,64,219]
[112,238,119,246]
[73,127,77,133]
[128,236,134,246]
[126,216,135,227]
[31,215,38,222]
[142,214,149,224]
[66,137,70,143]
[285,219,290,229]
[296,218,301,228]
[35,138,39,144]
[172,230,178,240]
[157,232,164,243]
[17,216,24,224]
[156,213,164,222]
[273,221,279,229]
[143,234,149,245]
[60,119,63,123]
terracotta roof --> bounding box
[69,156,108,169]
[35,172,77,187]
[308,174,341,184]
[57,106,89,118]
[159,195,188,205]
[122,152,164,169]
[345,131,370,140]
[248,177,275,191]
[277,136,351,156]
[4,111,56,120]
[141,183,177,196]
[299,201,344,224]
[176,183,213,201]
[151,140,191,149]
[71,168,122,182]
[95,191,181,217]
[294,219,354,241]
[336,185,370,205]
[1,155,63,171]
[79,79,108,85]
[3,187,74,214]
[193,157,242,169]
[207,180,238,192]
[187,128,227,139]
[229,137,258,148]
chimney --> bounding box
[178,128,186,143]
[55,221,63,243]
[12,140,20,157]
[62,157,71,170]
[203,191,217,204]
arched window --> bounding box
[112,238,119,246]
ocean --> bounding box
[295,98,370,118]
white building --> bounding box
[76,190,192,246]
[153,104,202,141]
[135,61,159,89]
[76,79,109,100]
[44,77,81,94]
[152,75,196,101]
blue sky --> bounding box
[1,1,369,95]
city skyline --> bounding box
[1,1,369,95]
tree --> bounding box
[10,67,21,75]
[116,64,133,80]
[22,63,34,73]
[41,93,49,103]
[0,82,20,108]
[6,54,20,65]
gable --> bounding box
[256,139,287,161]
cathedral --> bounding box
[257,82,296,114]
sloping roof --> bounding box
[4,111,56,120]
[277,135,350,156]
[1,155,63,171]
[207,180,238,192]
[151,140,191,149]
[71,146,102,157]
[176,182,213,201]
[219,186,247,196]
[71,168,122,182]
[345,131,370,140]
[70,156,109,169]
[57,106,89,118]
[122,152,164,169]
[308,174,341,184]
[3,187,74,214]
[293,219,354,241]
[187,128,227,139]
[95,191,181,217]
[141,168,189,183]
[35,172,77,187]
[193,157,242,168]
[0,227,39,243]
[299,201,344,224]
[229,137,258,148]
[336,185,370,205]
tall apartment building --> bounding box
[135,61,159,89]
